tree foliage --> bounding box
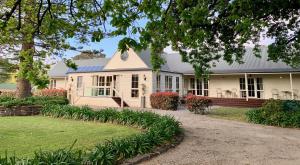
[0,0,300,96]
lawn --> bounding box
[207,107,251,122]
[0,116,140,157]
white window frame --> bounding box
[91,75,112,96]
[176,77,180,93]
[189,78,209,96]
[50,79,56,89]
[156,74,161,92]
[239,77,264,99]
[165,75,173,92]
[131,74,139,98]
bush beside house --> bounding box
[186,95,212,114]
[246,99,300,128]
[150,92,179,110]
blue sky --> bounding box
[65,36,123,58]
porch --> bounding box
[183,72,300,101]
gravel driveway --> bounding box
[141,109,300,165]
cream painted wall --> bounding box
[104,48,148,70]
[184,73,300,100]
[50,78,66,89]
[67,70,153,108]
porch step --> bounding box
[112,97,129,107]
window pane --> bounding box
[196,79,202,95]
[156,75,161,91]
[106,76,112,86]
[99,76,105,86]
[131,74,139,89]
[190,78,195,89]
[106,88,110,96]
[131,89,139,97]
[240,78,245,90]
[77,76,83,88]
[247,78,255,97]
[99,88,104,95]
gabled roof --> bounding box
[162,46,300,74]
[136,49,170,71]
[49,58,110,77]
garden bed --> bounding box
[0,105,42,116]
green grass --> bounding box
[0,116,140,158]
[207,107,251,122]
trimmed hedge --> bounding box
[0,105,181,164]
[186,95,212,114]
[34,89,67,97]
[0,96,69,108]
[150,92,179,110]
[246,99,300,128]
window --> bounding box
[239,78,246,98]
[50,79,56,89]
[77,76,83,88]
[156,74,161,92]
[239,77,264,98]
[131,74,139,97]
[203,79,209,96]
[190,78,195,95]
[189,78,208,96]
[247,78,255,97]
[92,75,112,96]
[165,76,173,92]
[176,77,180,93]
[98,76,105,86]
[256,78,264,98]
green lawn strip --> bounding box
[0,116,140,158]
[207,107,251,122]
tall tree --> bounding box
[1,0,300,98]
[0,0,106,97]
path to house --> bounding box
[141,109,300,165]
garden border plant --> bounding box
[0,104,182,165]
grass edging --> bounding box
[122,132,184,165]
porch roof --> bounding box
[162,46,300,74]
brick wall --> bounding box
[0,105,42,116]
[209,97,266,108]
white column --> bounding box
[245,73,248,101]
[290,73,294,100]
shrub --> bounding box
[0,105,182,164]
[150,92,179,110]
[34,89,67,97]
[0,96,68,107]
[246,99,300,127]
[186,95,212,114]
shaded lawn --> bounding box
[0,116,140,158]
[207,107,251,122]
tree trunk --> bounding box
[15,42,34,98]
[16,78,31,98]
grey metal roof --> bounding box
[163,46,300,74]
[137,49,170,71]
[49,58,110,77]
